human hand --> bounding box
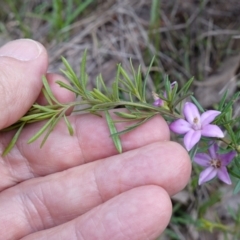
[0,39,191,240]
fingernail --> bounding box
[0,39,43,61]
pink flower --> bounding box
[152,94,164,107]
[194,143,236,185]
[153,81,176,107]
[170,102,224,151]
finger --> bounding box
[19,186,172,240]
[0,113,170,190]
[37,73,75,107]
[0,39,48,129]
[24,186,172,240]
[0,142,190,239]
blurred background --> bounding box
[1,0,240,239]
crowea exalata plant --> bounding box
[1,52,240,194]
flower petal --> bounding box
[220,151,236,166]
[194,153,211,167]
[169,119,191,134]
[201,124,224,138]
[153,99,163,106]
[183,129,201,151]
[183,102,201,124]
[217,166,232,185]
[200,110,221,126]
[198,167,218,185]
[170,81,177,88]
[208,142,218,159]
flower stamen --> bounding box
[210,159,221,169]
[193,117,198,124]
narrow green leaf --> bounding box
[233,180,240,194]
[178,77,194,96]
[42,88,53,105]
[32,104,59,113]
[2,123,25,156]
[119,66,135,90]
[27,116,56,143]
[118,87,131,93]
[64,115,74,135]
[96,76,101,90]
[114,112,137,119]
[112,116,154,137]
[218,90,228,110]
[113,64,120,101]
[105,110,122,153]
[222,92,240,113]
[40,111,65,147]
[119,79,132,92]
[171,82,178,101]
[62,57,77,80]
[0,122,23,132]
[191,96,205,113]
[130,59,137,87]
[61,57,80,88]
[225,124,237,145]
[42,76,62,105]
[20,112,54,122]
[225,106,233,121]
[172,92,193,108]
[91,102,119,110]
[129,92,134,102]
[143,56,155,102]
[164,76,171,100]
[56,80,80,95]
[81,50,88,87]
[60,69,74,83]
[91,89,111,102]
[98,74,109,95]
[136,65,142,98]
[112,82,119,101]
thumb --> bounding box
[0,39,48,129]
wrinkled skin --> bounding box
[0,39,191,240]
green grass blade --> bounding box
[66,0,94,25]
